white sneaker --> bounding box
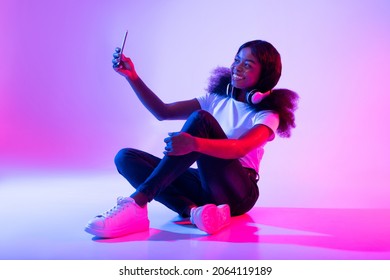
[190,204,230,234]
[85,197,149,238]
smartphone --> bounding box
[119,30,128,63]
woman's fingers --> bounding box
[112,58,120,68]
[112,48,123,68]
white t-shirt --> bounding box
[196,93,279,173]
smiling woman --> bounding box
[84,40,298,239]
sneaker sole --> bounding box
[84,219,150,238]
[195,204,230,234]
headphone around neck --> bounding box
[226,84,269,105]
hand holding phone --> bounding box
[113,30,136,79]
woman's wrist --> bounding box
[125,72,139,83]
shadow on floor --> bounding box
[93,207,390,252]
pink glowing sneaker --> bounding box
[85,197,149,238]
[190,204,231,234]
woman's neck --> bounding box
[235,90,246,102]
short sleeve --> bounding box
[196,94,210,111]
[253,110,279,140]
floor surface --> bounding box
[1,172,389,260]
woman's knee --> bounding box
[188,109,213,122]
[184,110,216,130]
[184,109,225,138]
[114,148,138,168]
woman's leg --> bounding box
[115,148,204,217]
[86,110,258,237]
[134,110,259,216]
[179,110,259,216]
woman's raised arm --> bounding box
[113,48,200,120]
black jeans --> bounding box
[114,110,259,217]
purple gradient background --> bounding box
[1,0,390,209]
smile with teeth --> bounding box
[232,74,244,80]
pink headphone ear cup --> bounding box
[246,90,265,105]
[250,91,266,104]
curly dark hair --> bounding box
[206,66,299,138]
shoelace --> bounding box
[100,196,130,218]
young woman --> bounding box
[85,40,299,238]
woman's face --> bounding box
[230,47,262,91]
